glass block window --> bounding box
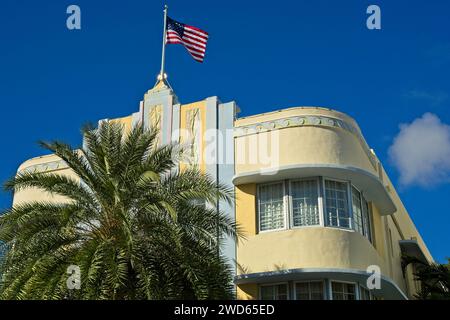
[260,284,288,300]
[295,281,324,300]
[331,282,356,300]
[324,180,350,228]
[352,186,364,235]
[291,180,320,226]
[258,183,285,231]
[362,197,372,242]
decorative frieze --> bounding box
[19,160,68,174]
[234,115,378,170]
[234,115,360,137]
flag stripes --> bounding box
[166,17,208,63]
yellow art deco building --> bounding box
[13,81,432,300]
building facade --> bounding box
[13,81,432,300]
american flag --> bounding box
[166,16,209,63]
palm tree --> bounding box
[402,255,450,300]
[0,121,238,300]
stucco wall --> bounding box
[13,154,78,206]
[235,126,376,176]
[237,226,387,275]
[234,107,433,299]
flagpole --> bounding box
[159,5,168,81]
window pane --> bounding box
[297,293,309,300]
[345,283,355,294]
[276,284,288,300]
[310,281,324,300]
[291,180,319,226]
[259,183,285,231]
[260,286,274,300]
[332,282,356,301]
[346,293,356,300]
[325,180,350,228]
[295,283,309,300]
[352,186,364,235]
[295,282,323,300]
[331,282,343,292]
[296,283,309,293]
[360,286,371,300]
[261,284,288,300]
[310,281,323,293]
[344,283,356,300]
[362,197,372,242]
[332,293,344,300]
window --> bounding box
[359,286,372,300]
[324,180,351,228]
[260,284,288,300]
[295,281,324,300]
[331,282,356,300]
[361,197,372,242]
[352,186,364,235]
[255,178,373,246]
[258,183,285,231]
[291,180,320,226]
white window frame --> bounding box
[293,280,326,300]
[361,194,373,243]
[259,282,289,300]
[255,177,375,249]
[351,185,364,236]
[288,177,322,229]
[318,177,325,227]
[322,178,353,230]
[257,181,288,233]
[358,284,373,300]
[330,280,358,301]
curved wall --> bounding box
[233,107,409,298]
[13,154,76,206]
[237,227,387,275]
[234,107,378,177]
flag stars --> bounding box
[166,16,208,63]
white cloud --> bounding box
[388,113,450,187]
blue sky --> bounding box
[0,0,449,262]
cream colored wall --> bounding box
[382,168,433,261]
[234,106,434,300]
[237,283,258,300]
[234,107,377,176]
[13,154,79,206]
[384,215,409,295]
[370,205,386,260]
[111,115,133,134]
[235,126,376,175]
[235,184,257,236]
[237,227,387,276]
